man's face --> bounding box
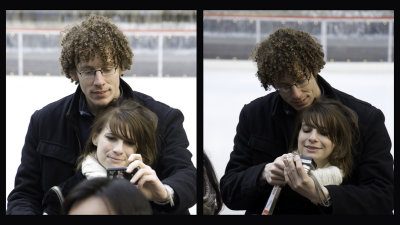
[75,54,123,115]
[275,75,321,111]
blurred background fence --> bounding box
[204,10,394,62]
[6,10,196,77]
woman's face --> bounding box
[297,121,334,168]
[93,123,137,168]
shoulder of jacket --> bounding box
[333,89,380,117]
[320,75,379,115]
[242,92,280,113]
[131,90,181,119]
[32,94,75,120]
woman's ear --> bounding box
[92,134,99,146]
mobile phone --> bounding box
[106,167,138,181]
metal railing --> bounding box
[204,14,394,62]
[6,27,196,77]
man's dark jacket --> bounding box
[220,75,393,214]
[7,78,196,215]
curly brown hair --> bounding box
[60,14,133,84]
[251,28,326,91]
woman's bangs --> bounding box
[109,116,136,143]
[303,111,329,133]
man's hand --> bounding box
[260,154,289,186]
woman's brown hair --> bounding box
[290,97,360,179]
[76,99,158,169]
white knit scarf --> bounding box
[311,163,344,186]
[81,154,107,179]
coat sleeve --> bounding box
[6,111,43,215]
[220,105,271,212]
[154,107,196,214]
[326,107,394,214]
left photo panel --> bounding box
[6,10,197,215]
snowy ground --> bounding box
[204,59,394,215]
[6,76,196,214]
[5,60,394,215]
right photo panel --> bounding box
[203,10,394,215]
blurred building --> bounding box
[204,10,394,62]
[6,10,196,77]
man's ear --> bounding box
[70,69,79,82]
[119,68,125,77]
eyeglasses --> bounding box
[77,67,117,80]
[274,75,311,93]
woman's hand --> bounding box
[283,154,323,204]
[126,154,168,203]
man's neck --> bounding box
[87,103,103,117]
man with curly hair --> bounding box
[220,28,393,214]
[7,14,196,215]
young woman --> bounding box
[267,97,360,214]
[42,99,179,214]
[288,96,359,175]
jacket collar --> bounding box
[66,86,82,125]
[119,77,136,100]
[66,77,136,123]
[316,75,340,100]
